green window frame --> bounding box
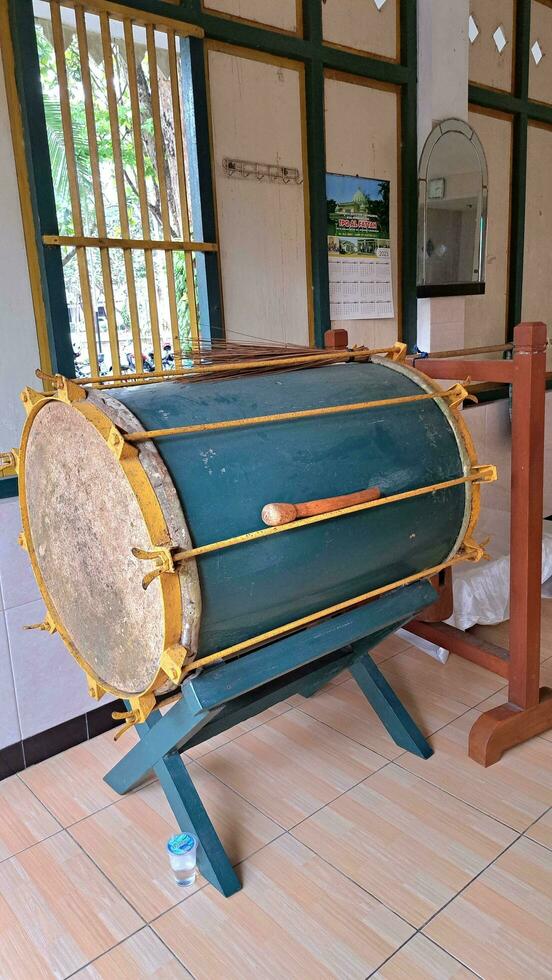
[1,0,418,498]
[469,0,552,344]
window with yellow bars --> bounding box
[33,0,216,379]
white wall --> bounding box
[325,75,399,349]
[0,44,95,751]
[417,0,470,353]
[0,44,42,455]
[208,48,311,347]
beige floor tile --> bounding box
[153,834,414,980]
[526,808,552,850]
[371,633,413,663]
[472,684,508,711]
[300,633,422,692]
[290,670,468,761]
[199,708,385,828]
[328,668,352,684]
[286,683,403,761]
[20,727,142,826]
[74,927,191,978]
[373,933,478,979]
[0,775,61,861]
[425,837,552,980]
[292,765,516,927]
[0,831,142,979]
[71,761,281,920]
[383,647,505,707]
[185,702,290,760]
[398,709,552,831]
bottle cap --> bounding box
[167,832,197,855]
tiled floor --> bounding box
[1,625,552,979]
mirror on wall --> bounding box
[417,118,488,297]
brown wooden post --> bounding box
[468,322,552,765]
[403,326,552,764]
[324,328,349,350]
[508,321,547,706]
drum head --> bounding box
[22,398,170,695]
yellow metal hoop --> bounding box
[16,384,188,722]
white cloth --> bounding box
[398,514,552,663]
[447,515,552,631]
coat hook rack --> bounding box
[222,158,303,185]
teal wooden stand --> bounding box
[104,580,435,897]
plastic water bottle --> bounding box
[167,833,198,886]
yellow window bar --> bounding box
[99,9,143,371]
[64,0,204,35]
[50,1,99,377]
[42,235,218,252]
[146,23,179,369]
[125,381,473,443]
[122,16,161,371]
[167,28,200,348]
[38,1,212,382]
[182,542,486,677]
[74,5,121,375]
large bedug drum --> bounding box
[16,348,491,724]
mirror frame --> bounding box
[417,117,488,298]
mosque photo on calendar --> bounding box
[326,172,390,257]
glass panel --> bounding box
[423,132,485,287]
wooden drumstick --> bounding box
[261,486,381,527]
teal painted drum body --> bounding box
[110,358,474,658]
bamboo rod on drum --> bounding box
[50,2,99,377]
[416,343,513,360]
[167,28,199,350]
[100,12,143,371]
[182,549,479,675]
[74,5,121,375]
[37,344,402,390]
[125,383,469,443]
[169,470,492,565]
[72,347,390,386]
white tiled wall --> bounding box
[0,496,105,748]
[464,390,552,522]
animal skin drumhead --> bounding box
[23,399,167,695]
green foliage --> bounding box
[36,17,193,357]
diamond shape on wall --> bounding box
[468,15,479,44]
[373,0,387,10]
[492,25,507,54]
[531,40,544,65]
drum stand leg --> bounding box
[349,648,433,758]
[104,582,435,896]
